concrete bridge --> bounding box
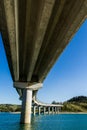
[0,0,87,124]
[32,90,62,115]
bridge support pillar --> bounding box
[33,106,36,115]
[14,82,43,124]
[57,107,59,113]
[55,107,56,114]
[52,107,54,114]
[48,107,50,114]
[43,107,46,114]
[38,106,41,115]
[20,89,32,124]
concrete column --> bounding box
[57,107,59,113]
[52,107,54,114]
[43,107,46,114]
[33,106,36,115]
[56,107,57,114]
[20,89,32,124]
[55,107,58,114]
[55,107,57,114]
[59,107,61,112]
[48,107,50,114]
[38,106,41,115]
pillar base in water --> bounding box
[20,89,32,124]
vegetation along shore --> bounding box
[1,96,87,112]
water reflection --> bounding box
[19,124,32,130]
[18,115,41,130]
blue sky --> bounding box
[0,20,87,104]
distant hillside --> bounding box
[0,104,21,112]
[52,96,87,112]
[62,96,87,112]
[67,96,87,103]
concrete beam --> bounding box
[14,0,19,80]
[18,0,31,80]
[34,0,66,75]
[14,82,43,90]
[1,0,19,81]
[27,0,55,81]
[18,0,45,80]
[1,0,87,83]
[37,0,87,81]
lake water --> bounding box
[0,113,87,130]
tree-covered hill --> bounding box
[52,96,87,112]
[67,96,87,103]
[62,96,87,112]
[0,104,21,112]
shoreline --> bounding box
[59,112,87,114]
[1,112,87,114]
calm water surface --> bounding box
[0,113,87,130]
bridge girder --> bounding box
[0,0,87,83]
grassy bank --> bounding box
[0,104,21,112]
[62,102,87,112]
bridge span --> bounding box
[0,0,87,123]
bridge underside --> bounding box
[0,0,87,123]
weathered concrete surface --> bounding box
[20,89,32,124]
[0,0,87,123]
[0,0,87,83]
